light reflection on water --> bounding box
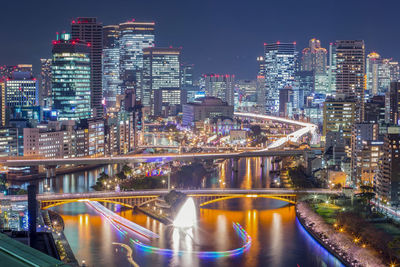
[36,157,343,266]
[52,198,344,267]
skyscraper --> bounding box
[256,56,266,112]
[119,20,155,100]
[334,40,365,120]
[323,95,356,145]
[39,59,52,107]
[51,33,92,121]
[366,52,392,99]
[301,38,327,74]
[203,74,235,107]
[71,17,103,117]
[102,25,121,110]
[263,42,297,114]
[376,131,400,203]
[142,47,181,114]
[385,81,400,124]
[4,68,38,124]
[181,64,194,88]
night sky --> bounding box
[1,0,399,79]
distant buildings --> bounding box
[301,38,327,74]
[323,95,356,144]
[181,64,194,88]
[119,20,155,99]
[385,81,400,124]
[4,68,38,125]
[142,47,181,114]
[350,123,380,184]
[182,97,234,127]
[263,42,297,114]
[334,40,365,120]
[51,33,92,121]
[39,59,52,107]
[153,88,186,117]
[102,25,121,109]
[72,17,103,117]
[376,129,400,203]
[256,56,266,112]
[203,74,235,106]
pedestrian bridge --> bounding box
[3,189,337,209]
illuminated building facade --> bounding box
[51,33,92,121]
[376,130,400,203]
[256,56,266,112]
[301,38,327,74]
[142,47,181,114]
[39,59,52,107]
[182,96,234,127]
[203,74,235,106]
[263,42,297,114]
[102,25,121,109]
[5,70,38,125]
[350,123,379,184]
[72,17,103,117]
[323,96,356,144]
[366,52,393,98]
[181,64,194,87]
[119,21,155,99]
[0,127,18,157]
[153,88,186,117]
[334,40,365,120]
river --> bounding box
[43,157,345,267]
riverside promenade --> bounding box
[296,202,385,267]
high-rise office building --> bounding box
[301,38,327,74]
[71,17,103,117]
[323,95,356,145]
[334,40,365,120]
[119,20,155,99]
[181,64,194,88]
[294,71,314,99]
[364,95,386,125]
[203,74,235,107]
[142,47,181,114]
[366,52,392,98]
[4,69,38,126]
[256,56,266,112]
[376,131,400,203]
[51,33,92,121]
[263,42,297,114]
[102,25,121,110]
[389,61,400,82]
[350,123,379,184]
[40,59,52,107]
[385,81,400,124]
[153,88,186,117]
[279,87,293,117]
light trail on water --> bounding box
[130,222,251,258]
[86,200,159,240]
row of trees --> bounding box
[336,211,399,262]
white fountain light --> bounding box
[173,197,197,228]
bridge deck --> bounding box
[4,189,339,202]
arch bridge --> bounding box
[28,189,337,209]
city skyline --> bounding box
[1,0,400,79]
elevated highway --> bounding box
[1,149,311,167]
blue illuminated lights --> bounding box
[87,200,251,258]
[131,222,251,258]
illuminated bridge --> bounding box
[3,189,338,209]
[1,149,312,167]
